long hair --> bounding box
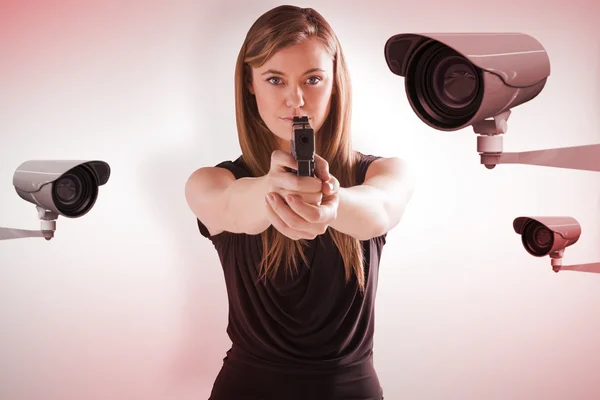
[233,5,366,293]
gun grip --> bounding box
[297,160,315,177]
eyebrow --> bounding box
[261,68,326,76]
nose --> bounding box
[285,85,304,108]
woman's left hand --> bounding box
[265,154,340,240]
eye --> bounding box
[265,76,323,86]
[266,77,282,85]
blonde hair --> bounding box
[233,5,366,293]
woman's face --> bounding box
[249,37,335,151]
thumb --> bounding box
[313,154,331,181]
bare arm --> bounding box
[185,167,271,236]
[330,157,415,240]
[185,152,323,237]
[263,155,416,242]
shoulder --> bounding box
[184,156,248,202]
[364,155,413,183]
[353,151,413,184]
[186,155,248,183]
[184,165,235,204]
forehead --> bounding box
[259,37,333,73]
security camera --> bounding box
[384,33,550,131]
[513,216,580,257]
[0,160,110,241]
[13,160,110,218]
[384,32,600,173]
[512,216,600,274]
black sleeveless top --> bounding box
[196,152,387,400]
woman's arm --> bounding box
[185,151,324,237]
[265,156,416,241]
[330,157,416,240]
[185,168,271,236]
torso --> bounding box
[196,152,388,400]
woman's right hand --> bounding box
[266,150,323,206]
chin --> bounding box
[268,128,290,144]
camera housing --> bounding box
[513,216,581,257]
[13,160,110,218]
[384,33,551,131]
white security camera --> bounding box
[384,33,550,131]
[0,160,110,241]
[13,160,110,218]
[384,32,600,173]
[511,216,600,274]
[513,216,581,258]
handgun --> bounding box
[290,116,315,177]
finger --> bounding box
[272,172,323,194]
[332,175,340,192]
[286,195,328,229]
[322,180,334,196]
[266,193,316,238]
[269,193,312,231]
[271,150,299,172]
[321,175,339,196]
[318,194,339,221]
[286,194,320,222]
[313,154,331,182]
[265,198,303,240]
[274,190,321,206]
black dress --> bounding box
[196,152,387,400]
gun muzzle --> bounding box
[290,116,315,177]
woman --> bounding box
[185,5,415,400]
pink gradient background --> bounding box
[1,0,599,399]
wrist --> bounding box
[329,185,386,240]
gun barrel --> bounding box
[291,116,315,177]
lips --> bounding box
[280,116,310,121]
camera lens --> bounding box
[522,220,554,256]
[55,174,81,204]
[433,57,478,107]
[406,41,483,129]
[52,165,98,217]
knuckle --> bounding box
[315,207,324,220]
